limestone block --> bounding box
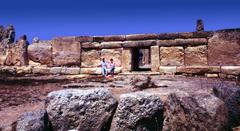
[100,41,123,49]
[32,66,50,74]
[221,66,240,75]
[28,42,52,65]
[81,49,101,68]
[52,37,80,66]
[126,34,158,41]
[159,66,177,74]
[160,47,184,66]
[185,45,207,66]
[151,46,160,72]
[177,66,221,74]
[16,66,32,74]
[103,35,126,41]
[208,31,240,66]
[75,36,93,42]
[123,40,156,48]
[81,42,100,49]
[157,38,207,47]
[121,48,132,72]
[100,48,122,67]
[50,67,62,74]
[61,67,80,75]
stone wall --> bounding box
[1,25,240,78]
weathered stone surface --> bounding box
[0,66,16,76]
[205,73,219,78]
[28,42,52,65]
[163,93,228,131]
[49,67,62,74]
[46,88,117,131]
[159,66,177,74]
[103,35,126,41]
[185,45,207,66]
[93,36,105,42]
[32,66,50,74]
[208,31,240,66]
[158,32,213,40]
[80,67,121,74]
[100,41,123,49]
[111,92,163,131]
[52,37,80,66]
[160,47,184,66]
[101,48,122,67]
[121,48,132,72]
[81,49,101,68]
[0,55,6,65]
[177,66,220,74]
[75,36,93,42]
[151,46,160,72]
[213,86,240,128]
[123,40,156,48]
[126,34,158,41]
[221,66,240,75]
[61,67,80,75]
[81,42,100,49]
[16,66,32,75]
[16,109,49,131]
[130,75,152,91]
[157,38,207,47]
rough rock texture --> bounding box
[213,86,240,128]
[221,66,240,75]
[81,42,100,49]
[159,66,177,74]
[185,45,207,66]
[16,109,49,131]
[100,48,122,67]
[163,93,229,131]
[61,67,80,75]
[157,38,207,47]
[121,49,132,72]
[176,66,220,75]
[81,49,101,68]
[208,30,240,66]
[28,42,52,65]
[52,37,80,66]
[100,41,123,49]
[151,46,160,72]
[46,88,118,131]
[111,92,164,131]
[126,34,158,41]
[160,47,184,66]
[123,40,156,48]
[32,66,50,74]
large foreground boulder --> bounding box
[163,93,229,131]
[111,92,164,131]
[16,109,49,131]
[213,86,240,128]
[45,88,118,131]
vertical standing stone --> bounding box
[122,48,132,72]
[151,46,160,72]
[196,19,204,32]
[18,35,29,66]
[160,47,184,66]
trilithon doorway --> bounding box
[132,48,151,71]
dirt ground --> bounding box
[0,75,239,129]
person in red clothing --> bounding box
[109,58,115,77]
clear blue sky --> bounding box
[1,0,240,42]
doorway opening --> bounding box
[132,48,151,71]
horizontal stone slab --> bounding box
[81,42,100,49]
[158,31,213,40]
[53,36,76,42]
[123,40,156,48]
[221,66,240,75]
[50,67,62,74]
[157,38,207,47]
[100,41,124,49]
[159,66,177,74]
[32,66,50,74]
[81,67,121,74]
[103,35,126,41]
[176,66,221,74]
[16,66,32,75]
[61,67,80,75]
[126,34,158,41]
[75,36,94,42]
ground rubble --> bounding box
[1,75,240,131]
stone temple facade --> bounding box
[0,20,240,78]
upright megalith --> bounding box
[196,19,204,32]
[2,25,15,46]
[5,35,29,66]
[45,88,118,131]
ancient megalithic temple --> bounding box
[0,19,240,78]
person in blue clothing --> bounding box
[100,58,107,78]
